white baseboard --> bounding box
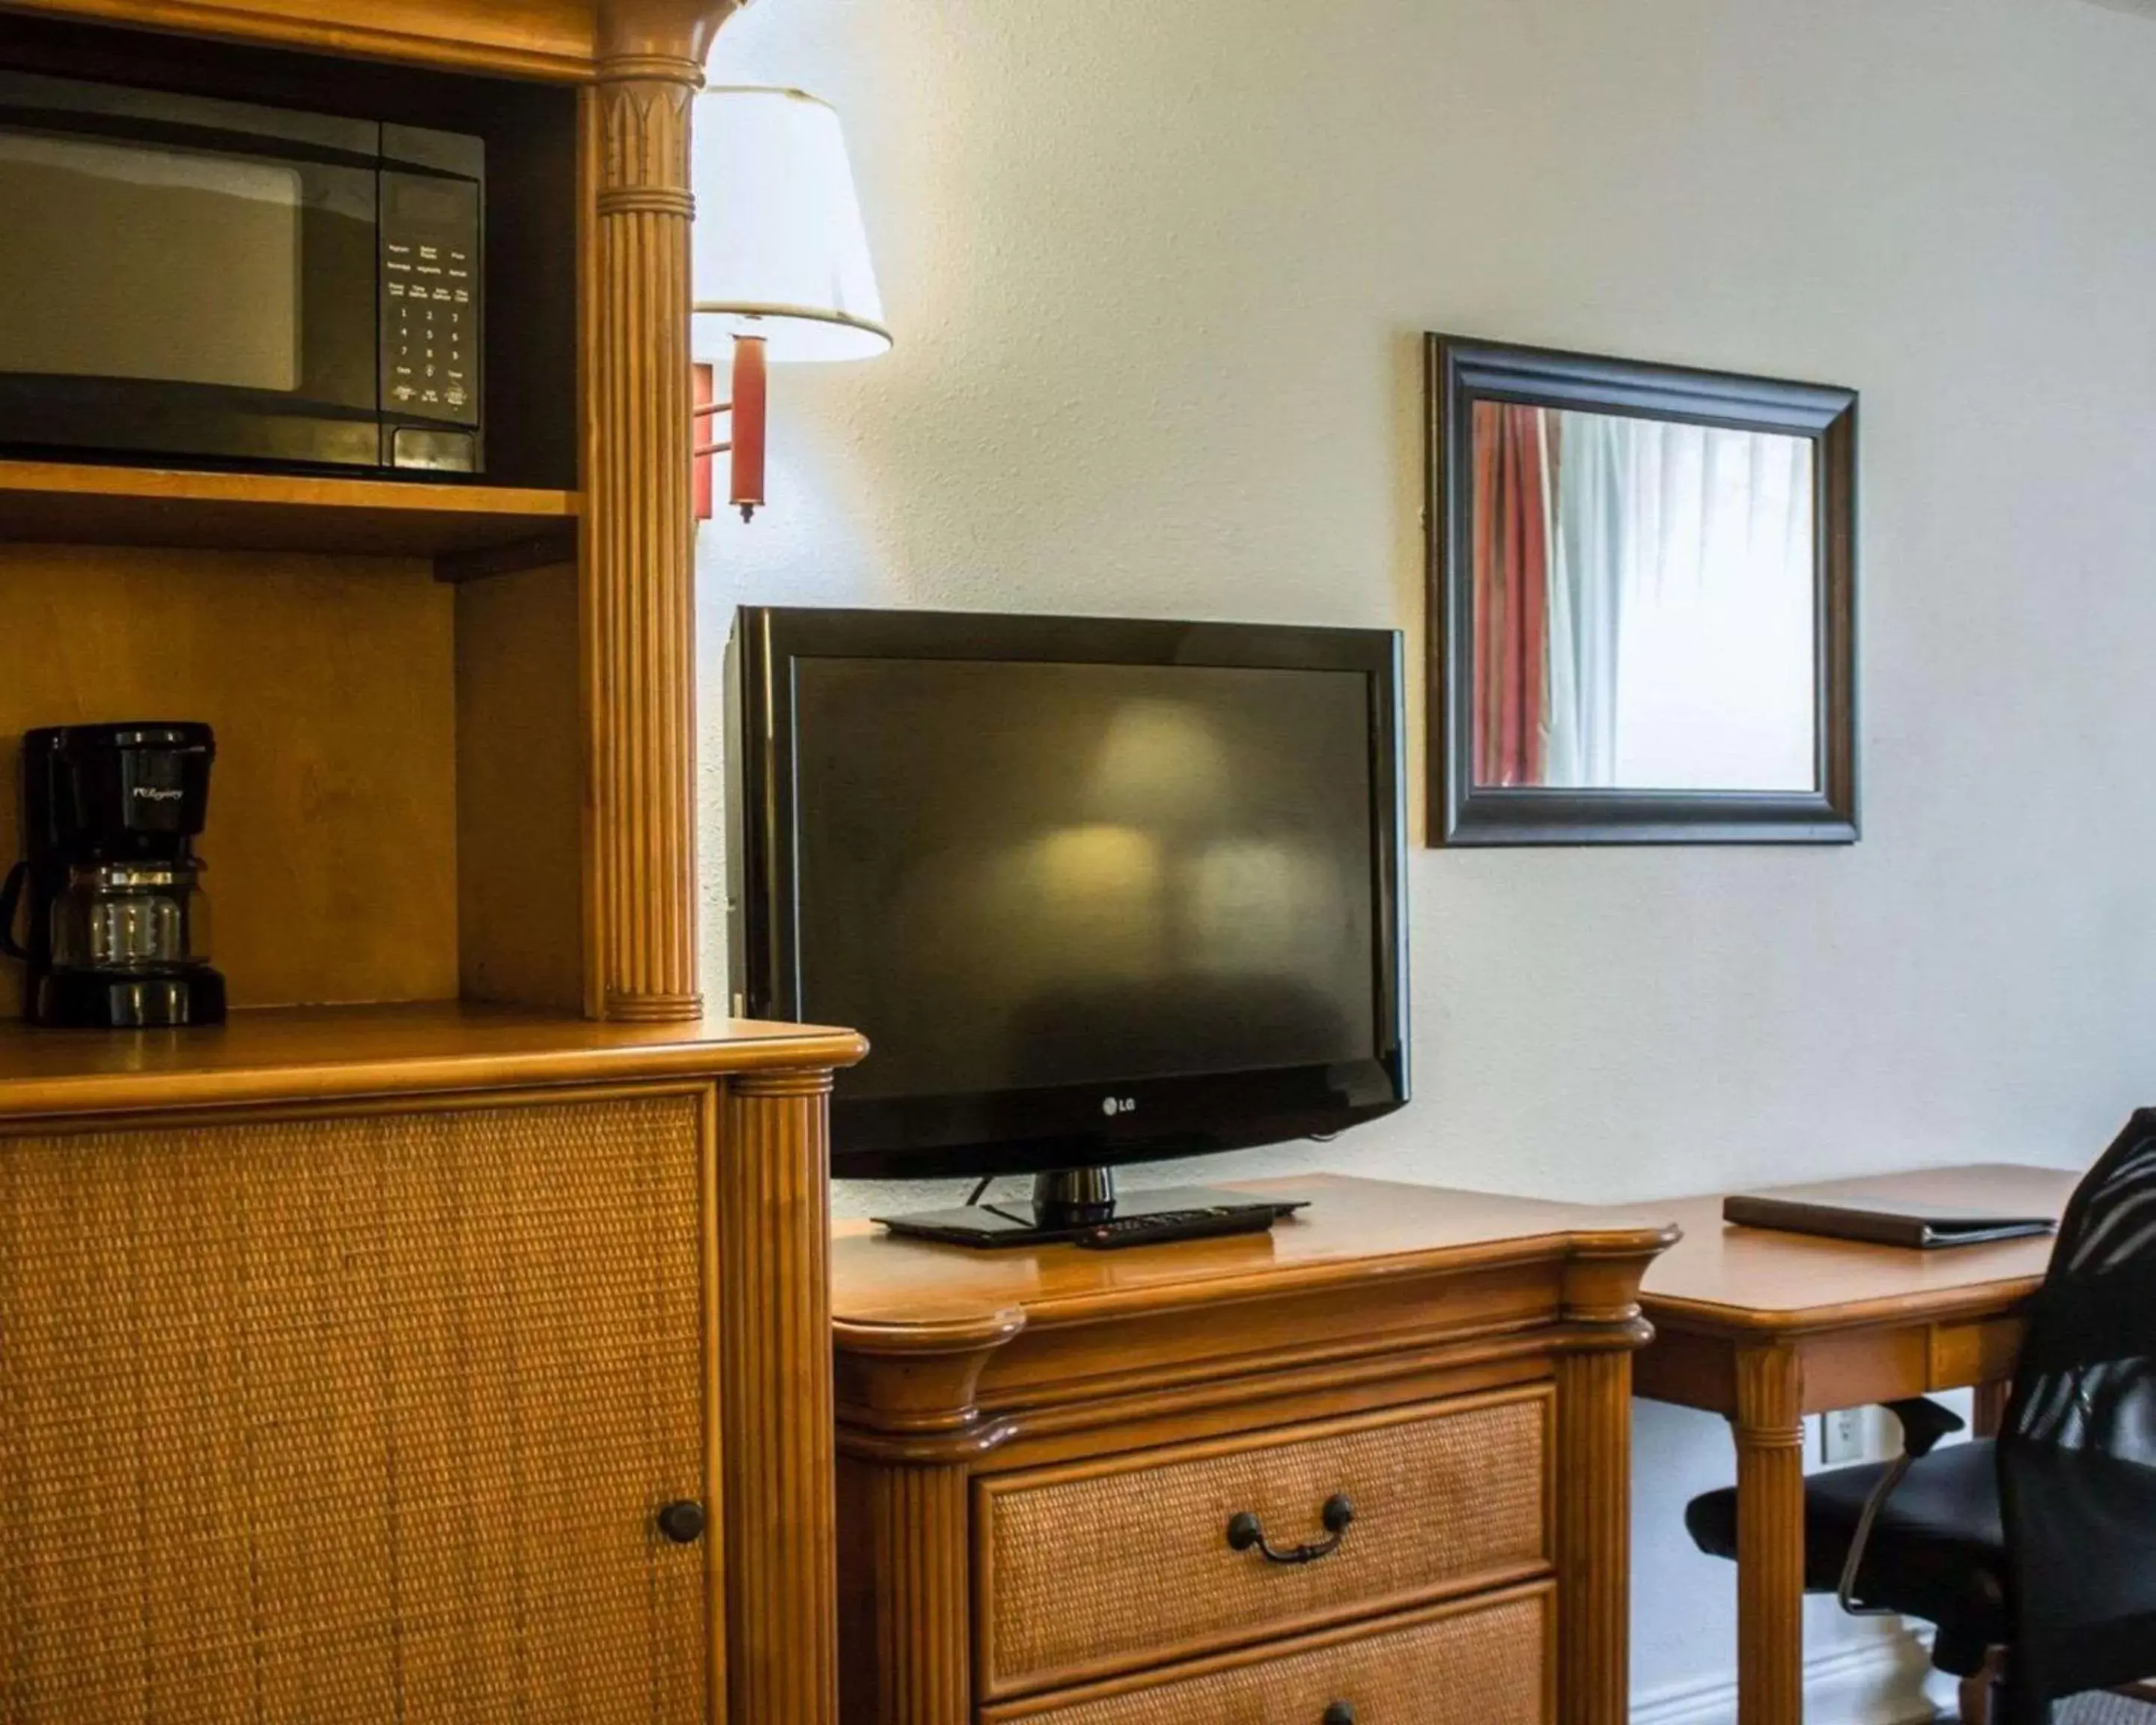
[1632,1630,1948,1725]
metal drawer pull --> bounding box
[1324,1705,1356,1725]
[1224,1493,1355,1565]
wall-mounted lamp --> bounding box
[692,85,891,522]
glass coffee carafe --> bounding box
[49,861,213,977]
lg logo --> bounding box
[1100,1095,1138,1117]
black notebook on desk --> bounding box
[1723,1188,2057,1250]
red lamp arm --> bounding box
[691,338,767,522]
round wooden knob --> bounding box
[656,1500,706,1545]
[1324,1703,1356,1725]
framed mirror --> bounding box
[1425,335,1857,845]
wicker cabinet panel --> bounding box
[977,1387,1550,1698]
[0,1093,710,1725]
[983,1584,1552,1725]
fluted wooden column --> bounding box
[831,1312,1021,1725]
[1733,1344,1806,1725]
[863,1464,970,1725]
[1556,1347,1633,1725]
[720,1070,839,1725]
[588,2,725,1022]
[1555,1244,1663,1725]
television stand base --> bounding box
[874,1177,1306,1250]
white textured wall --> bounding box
[694,0,2156,1714]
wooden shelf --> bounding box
[0,459,580,573]
[5,0,600,82]
[0,1001,867,1121]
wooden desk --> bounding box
[832,1175,1676,1725]
[1634,1164,2078,1725]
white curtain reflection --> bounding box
[1554,413,1814,790]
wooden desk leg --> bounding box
[1961,1384,2012,1724]
[1734,1345,1806,1725]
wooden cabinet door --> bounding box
[0,1090,714,1725]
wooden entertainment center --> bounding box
[0,2,862,1722]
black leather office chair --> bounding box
[1686,1113,2156,1724]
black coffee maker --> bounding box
[0,723,227,1027]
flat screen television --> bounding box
[727,607,1408,1243]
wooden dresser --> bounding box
[829,1175,1678,1725]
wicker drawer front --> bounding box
[984,1583,1552,1725]
[0,1094,711,1725]
[978,1387,1550,1698]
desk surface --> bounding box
[1639,1162,2077,1336]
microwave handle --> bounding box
[0,862,31,964]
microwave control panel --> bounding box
[380,170,481,436]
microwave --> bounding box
[0,71,485,475]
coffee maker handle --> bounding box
[0,861,29,962]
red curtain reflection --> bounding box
[1472,402,1556,786]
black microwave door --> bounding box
[0,126,384,470]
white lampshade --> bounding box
[692,86,891,363]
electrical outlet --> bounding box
[1821,1407,1869,1466]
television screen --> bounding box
[731,610,1407,1178]
[796,656,1378,1099]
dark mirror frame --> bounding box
[1425,333,1859,846]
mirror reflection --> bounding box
[1470,402,1817,793]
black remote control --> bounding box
[1072,1206,1282,1250]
